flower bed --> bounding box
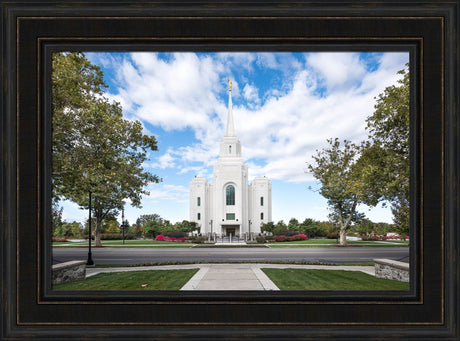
[274,234,307,242]
[156,234,186,242]
[187,236,208,244]
[361,234,408,241]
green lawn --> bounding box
[262,268,409,290]
[267,239,409,248]
[53,269,199,290]
[53,240,193,248]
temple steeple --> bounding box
[219,79,241,158]
[225,79,235,137]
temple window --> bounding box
[226,185,235,205]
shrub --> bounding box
[361,234,392,241]
[100,233,135,240]
[165,236,186,242]
[275,234,308,242]
[164,231,188,239]
[156,234,165,241]
[255,236,266,243]
[81,234,134,241]
[265,235,275,242]
[52,236,69,242]
[275,230,299,237]
[303,225,328,238]
[188,236,207,244]
[274,235,289,242]
[294,234,307,241]
[326,232,339,239]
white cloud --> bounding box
[242,83,260,105]
[101,51,408,186]
[305,52,367,93]
[150,151,175,169]
[145,183,188,203]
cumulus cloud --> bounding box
[95,51,408,185]
[242,83,260,105]
[145,183,188,203]
[150,151,175,169]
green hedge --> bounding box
[83,233,135,240]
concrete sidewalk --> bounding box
[180,264,279,290]
[86,263,375,291]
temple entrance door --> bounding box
[222,225,239,237]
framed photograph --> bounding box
[1,1,458,340]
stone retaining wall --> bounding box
[52,260,86,285]
[374,258,409,282]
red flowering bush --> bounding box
[275,234,308,242]
[275,235,289,242]
[155,234,186,242]
[294,234,307,241]
[165,236,186,242]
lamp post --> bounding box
[121,208,126,245]
[248,219,252,241]
[86,190,94,265]
[120,220,127,245]
[210,219,213,241]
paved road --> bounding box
[52,247,409,265]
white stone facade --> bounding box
[190,85,272,236]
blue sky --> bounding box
[59,51,409,225]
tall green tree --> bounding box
[137,213,163,227]
[52,52,160,247]
[365,66,410,236]
[176,220,198,233]
[261,221,275,234]
[52,202,64,235]
[307,138,382,245]
[288,218,300,231]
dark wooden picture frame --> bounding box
[1,1,458,340]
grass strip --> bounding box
[87,260,344,268]
[261,268,409,290]
[53,269,199,291]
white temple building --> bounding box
[190,80,272,237]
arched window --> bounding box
[260,212,264,220]
[229,145,232,154]
[226,185,235,205]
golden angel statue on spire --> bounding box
[228,78,232,92]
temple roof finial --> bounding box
[225,80,235,137]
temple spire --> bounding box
[225,79,235,137]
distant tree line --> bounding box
[262,217,395,238]
[52,211,197,240]
[53,208,394,241]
